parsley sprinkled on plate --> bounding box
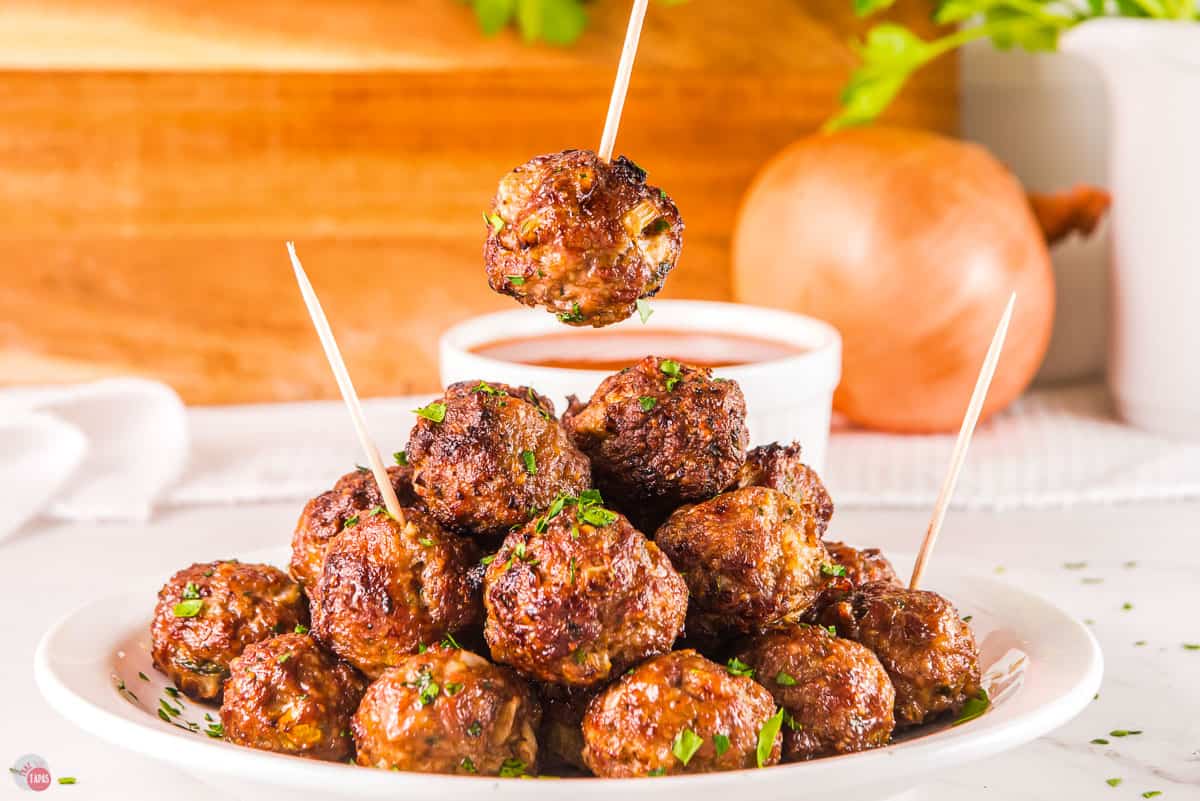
[1107,778,1123,787]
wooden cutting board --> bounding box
[0,0,956,404]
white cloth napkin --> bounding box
[0,379,189,540]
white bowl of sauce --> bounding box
[439,300,841,471]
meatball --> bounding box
[818,582,981,727]
[407,380,591,538]
[483,494,687,687]
[312,508,480,678]
[353,646,541,776]
[581,650,781,777]
[290,465,418,596]
[537,683,596,773]
[654,486,829,644]
[221,633,366,761]
[151,561,307,702]
[823,541,902,587]
[731,442,834,534]
[734,626,894,760]
[483,149,684,327]
[563,357,749,530]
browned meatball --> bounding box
[312,509,480,678]
[823,541,902,587]
[731,442,834,534]
[151,561,307,702]
[407,380,591,538]
[581,650,781,777]
[220,633,366,761]
[353,646,541,776]
[735,626,894,760]
[537,683,596,773]
[564,357,749,530]
[290,465,418,596]
[818,583,982,728]
[483,494,687,687]
[655,486,829,644]
[483,149,684,327]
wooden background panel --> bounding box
[0,0,957,404]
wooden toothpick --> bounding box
[909,292,1016,590]
[286,242,406,526]
[597,0,650,163]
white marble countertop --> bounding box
[4,500,1199,800]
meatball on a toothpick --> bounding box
[407,380,591,538]
[483,150,683,327]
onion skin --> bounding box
[732,127,1055,433]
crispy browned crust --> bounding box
[352,646,541,776]
[732,442,833,533]
[818,583,981,728]
[654,486,828,643]
[483,504,687,687]
[220,633,366,761]
[290,465,418,597]
[581,650,780,777]
[150,561,308,703]
[407,380,592,537]
[563,357,748,530]
[735,626,895,760]
[823,541,901,587]
[483,150,684,327]
[311,510,481,679]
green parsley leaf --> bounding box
[138,671,150,681]
[414,402,447,423]
[1107,778,1123,787]
[294,623,309,634]
[712,733,731,757]
[666,376,681,391]
[460,757,477,774]
[521,450,538,474]
[205,722,225,738]
[962,615,973,623]
[480,554,496,566]
[355,464,371,474]
[638,396,658,412]
[57,777,77,785]
[343,514,360,529]
[181,582,201,600]
[443,682,464,697]
[953,688,991,725]
[172,599,203,618]
[671,729,703,766]
[1110,729,1143,737]
[756,708,784,768]
[1143,792,1163,798]
[484,211,505,232]
[418,537,434,547]
[442,632,462,649]
[370,505,387,517]
[1184,643,1200,650]
[580,506,617,527]
[824,624,838,637]
[557,303,585,323]
[498,758,527,778]
[507,275,525,285]
[1123,602,1134,611]
[164,686,181,698]
[636,298,654,324]
[579,488,604,505]
[854,0,896,16]
[660,358,681,377]
[467,721,483,737]
[1091,738,1109,745]
[775,671,798,687]
[647,767,667,777]
[820,562,848,577]
[394,450,408,466]
[416,672,440,707]
[726,657,755,678]
[277,652,292,664]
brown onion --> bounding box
[732,127,1056,433]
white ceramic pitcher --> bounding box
[1061,20,1200,437]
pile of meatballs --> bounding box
[150,356,984,778]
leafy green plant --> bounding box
[462,0,687,46]
[828,0,1198,130]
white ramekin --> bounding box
[439,300,842,472]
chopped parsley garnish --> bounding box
[415,671,440,708]
[580,506,617,527]
[1135,640,1147,646]
[443,682,464,697]
[1143,792,1163,798]
[820,563,848,577]
[783,711,802,731]
[953,688,990,725]
[636,298,654,324]
[480,554,496,566]
[138,671,150,682]
[638,396,657,412]
[164,686,181,699]
[394,450,408,466]
[1106,778,1123,787]
[775,671,797,687]
[712,733,730,757]
[824,625,838,637]
[369,505,388,517]
[442,632,462,649]
[647,767,667,777]
[484,212,505,232]
[644,218,671,235]
[205,722,224,738]
[1063,561,1088,570]
[660,359,681,377]
[414,401,447,423]
[557,303,585,324]
[507,275,525,286]
[1091,738,1109,744]
[172,599,203,618]
[962,615,973,623]
[1123,602,1134,611]
[498,758,527,778]
[294,623,309,634]
[1184,643,1200,650]
[534,490,617,533]
[572,648,587,665]
[671,729,703,766]
[467,721,482,737]
[417,643,428,654]
[521,450,537,474]
[57,778,77,785]
[1109,729,1143,737]
[418,537,434,547]
[756,709,784,767]
[473,381,501,395]
[343,514,360,529]
[459,757,477,774]
[277,652,292,665]
[726,657,755,678]
[181,582,201,600]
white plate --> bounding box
[35,548,1101,801]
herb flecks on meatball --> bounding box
[655,486,829,644]
[483,149,684,327]
[732,442,834,534]
[407,380,591,538]
[823,541,902,587]
[353,646,541,776]
[312,508,480,679]
[564,357,748,531]
[483,491,687,687]
[151,561,308,703]
[819,582,982,728]
[221,633,366,761]
[582,650,782,777]
[735,626,895,760]
[290,464,418,597]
